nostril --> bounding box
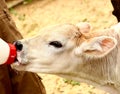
[14,41,23,51]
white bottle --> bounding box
[0,38,17,65]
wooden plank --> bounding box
[6,0,24,9]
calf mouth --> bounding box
[14,41,29,65]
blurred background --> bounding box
[6,0,117,94]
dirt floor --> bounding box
[10,0,118,94]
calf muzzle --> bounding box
[14,41,23,51]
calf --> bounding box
[12,22,120,94]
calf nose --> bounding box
[14,41,23,51]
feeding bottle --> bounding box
[0,38,17,65]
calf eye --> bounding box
[49,41,63,48]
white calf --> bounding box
[12,22,120,94]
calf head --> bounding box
[12,22,120,94]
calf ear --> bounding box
[74,36,117,58]
[76,22,91,34]
[110,22,120,34]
